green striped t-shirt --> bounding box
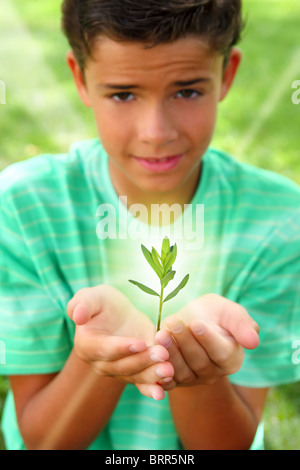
[1,138,300,450]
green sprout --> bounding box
[129,236,189,331]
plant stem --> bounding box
[157,285,164,331]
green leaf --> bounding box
[161,270,176,289]
[151,247,163,273]
[163,274,189,302]
[152,246,162,262]
[141,244,163,279]
[161,237,170,262]
[164,243,177,273]
[129,280,160,297]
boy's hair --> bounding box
[61,0,244,71]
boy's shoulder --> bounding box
[0,138,101,201]
[206,147,300,202]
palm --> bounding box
[78,285,156,346]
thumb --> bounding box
[67,287,102,325]
[69,303,91,325]
[222,300,260,350]
[136,383,166,401]
[233,319,260,350]
[192,294,260,351]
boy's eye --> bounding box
[176,89,200,99]
[111,92,135,102]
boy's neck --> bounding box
[108,161,202,226]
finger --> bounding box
[220,299,260,350]
[98,344,173,379]
[75,328,148,362]
[157,377,177,392]
[183,294,259,351]
[67,292,97,325]
[118,361,175,387]
[165,318,211,376]
[136,383,166,401]
[155,328,194,384]
[233,317,260,350]
[190,319,244,374]
[72,303,91,325]
[67,286,109,325]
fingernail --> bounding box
[168,320,183,334]
[155,366,167,378]
[129,344,145,353]
[73,303,86,324]
[158,336,172,349]
[73,303,81,315]
[150,353,165,362]
[161,377,173,383]
[152,388,164,401]
[191,321,205,336]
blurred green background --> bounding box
[0,0,300,450]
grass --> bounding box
[264,382,300,450]
[0,378,9,450]
[0,0,300,450]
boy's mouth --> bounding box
[133,154,183,172]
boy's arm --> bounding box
[9,285,174,450]
[155,294,267,449]
[168,380,268,450]
[9,351,125,450]
[10,344,172,450]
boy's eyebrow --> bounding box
[174,78,211,87]
[98,78,211,90]
[99,84,139,90]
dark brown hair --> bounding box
[61,0,244,70]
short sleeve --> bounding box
[230,207,300,388]
[0,188,72,376]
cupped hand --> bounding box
[155,294,259,387]
[67,285,175,400]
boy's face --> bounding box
[68,36,241,208]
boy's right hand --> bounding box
[67,285,175,400]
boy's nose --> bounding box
[137,102,178,148]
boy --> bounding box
[0,0,300,450]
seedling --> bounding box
[129,237,189,331]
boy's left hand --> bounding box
[155,294,259,387]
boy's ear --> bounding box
[66,51,91,107]
[219,47,242,102]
